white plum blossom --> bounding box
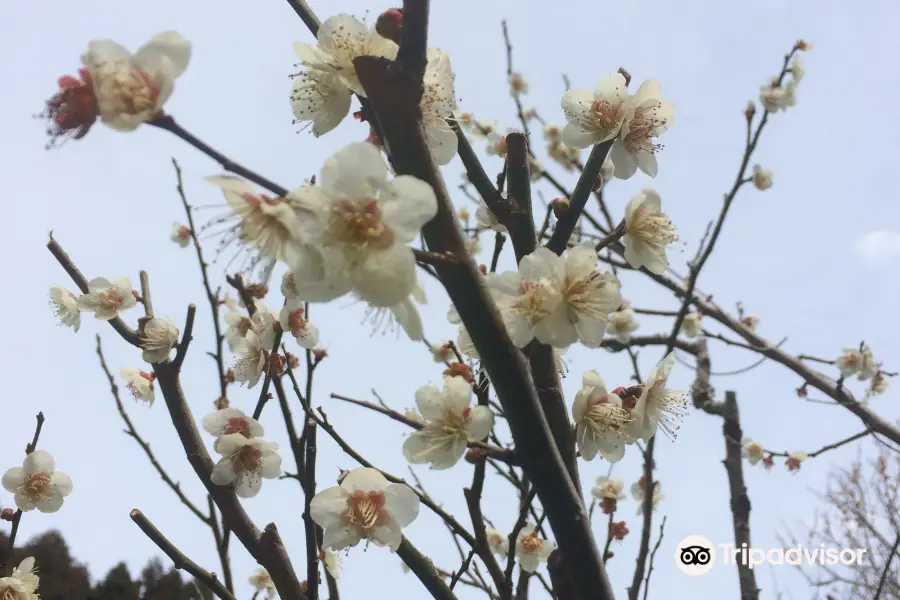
[206,175,314,267]
[869,372,890,398]
[611,79,674,179]
[141,316,179,364]
[202,408,264,453]
[486,528,509,556]
[290,67,353,137]
[2,451,73,513]
[628,352,687,442]
[420,47,459,165]
[171,223,191,247]
[403,376,494,469]
[759,78,798,113]
[49,285,81,332]
[232,328,267,388]
[561,73,630,149]
[631,477,663,514]
[248,568,276,600]
[606,305,640,343]
[681,311,702,338]
[741,437,764,465]
[836,345,878,380]
[223,308,253,352]
[81,31,191,131]
[210,433,281,498]
[786,451,808,472]
[591,476,626,501]
[509,72,529,95]
[120,367,155,405]
[572,371,632,462]
[752,165,773,190]
[543,124,562,142]
[516,524,555,573]
[279,300,319,348]
[293,14,398,97]
[536,244,622,348]
[791,56,805,82]
[486,258,563,348]
[475,202,507,233]
[290,142,438,307]
[623,188,678,274]
[429,342,454,363]
[0,557,40,600]
[76,277,137,320]
[310,467,420,551]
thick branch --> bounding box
[354,50,613,600]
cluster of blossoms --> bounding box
[741,438,808,473]
[202,407,282,498]
[572,353,687,463]
[291,14,459,166]
[591,475,664,517]
[485,523,556,573]
[758,40,810,114]
[834,344,892,401]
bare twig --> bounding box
[131,509,237,600]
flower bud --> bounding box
[1,508,15,521]
[479,264,488,275]
[551,197,570,218]
[795,39,812,51]
[610,521,630,540]
[744,101,756,120]
[465,447,487,464]
[214,396,230,410]
[443,362,473,383]
[313,348,328,361]
[375,8,403,44]
[246,283,268,299]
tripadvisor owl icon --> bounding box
[676,535,716,576]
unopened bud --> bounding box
[479,264,487,275]
[604,550,615,560]
[762,454,775,470]
[610,521,630,541]
[224,369,236,384]
[267,353,286,377]
[312,348,328,361]
[744,101,756,120]
[551,197,570,218]
[246,283,268,299]
[795,39,812,51]
[287,352,300,369]
[444,362,473,383]
[1,508,15,521]
[214,396,230,410]
[600,497,617,515]
[795,385,808,398]
[465,447,487,464]
[375,8,403,44]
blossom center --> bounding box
[288,308,308,334]
[589,99,625,138]
[516,281,554,323]
[24,471,53,500]
[0,583,22,600]
[521,532,543,554]
[100,287,125,309]
[95,64,161,117]
[330,199,394,250]
[631,208,678,244]
[232,445,262,475]
[224,417,252,438]
[42,68,98,146]
[343,490,388,533]
[623,101,666,155]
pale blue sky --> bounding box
[2,0,899,599]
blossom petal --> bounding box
[340,467,388,493]
[384,483,420,527]
[310,486,349,529]
[210,458,235,486]
[381,175,438,243]
[24,451,55,475]
[466,406,494,441]
[415,385,444,421]
[350,245,417,307]
[372,524,403,551]
[321,142,388,200]
[36,489,66,513]
[323,524,362,551]
[2,467,25,492]
[51,471,73,497]
[423,117,459,166]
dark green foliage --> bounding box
[1,530,213,600]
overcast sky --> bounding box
[2,0,899,598]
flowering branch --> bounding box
[47,235,141,347]
[355,40,613,600]
[397,537,459,600]
[1,412,44,571]
[130,508,237,600]
[757,429,872,460]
